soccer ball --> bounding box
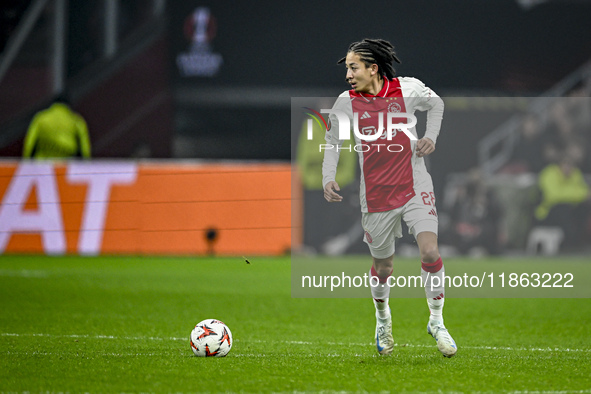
[190,319,233,357]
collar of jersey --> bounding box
[350,78,391,102]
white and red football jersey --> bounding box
[322,77,444,213]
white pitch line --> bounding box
[3,350,430,359]
[1,332,183,341]
[0,269,49,278]
[511,391,591,394]
[5,350,166,357]
[1,333,590,353]
[244,338,591,353]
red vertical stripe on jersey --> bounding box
[350,78,415,212]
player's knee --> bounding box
[373,256,393,277]
[375,266,392,278]
[420,244,440,264]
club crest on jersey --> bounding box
[388,102,402,113]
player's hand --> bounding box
[416,137,435,158]
[324,181,343,202]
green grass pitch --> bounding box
[0,254,590,393]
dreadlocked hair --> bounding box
[337,38,401,80]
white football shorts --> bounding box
[361,187,439,259]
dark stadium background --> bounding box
[1,0,590,161]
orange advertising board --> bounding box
[0,161,299,256]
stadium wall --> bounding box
[0,160,297,256]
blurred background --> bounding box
[0,0,590,257]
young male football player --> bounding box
[322,38,457,357]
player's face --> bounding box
[345,52,377,94]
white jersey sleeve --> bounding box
[322,92,353,189]
[399,77,444,145]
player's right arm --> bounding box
[322,142,343,202]
[324,180,343,202]
[321,93,350,202]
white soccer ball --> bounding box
[190,319,233,357]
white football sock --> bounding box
[370,267,391,320]
[421,258,445,323]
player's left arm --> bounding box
[404,77,444,158]
[416,136,435,158]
